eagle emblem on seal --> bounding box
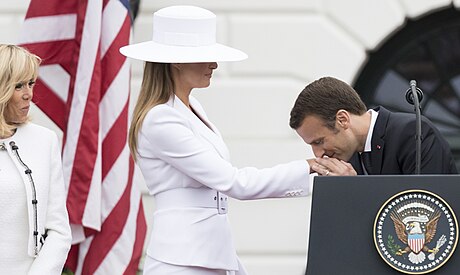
[374,190,458,274]
[390,206,441,264]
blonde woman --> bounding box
[0,44,71,274]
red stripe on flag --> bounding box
[101,16,130,96]
[22,41,76,68]
[102,104,128,180]
[25,0,77,18]
[33,79,67,129]
[65,244,80,273]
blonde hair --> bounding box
[0,44,41,137]
[129,62,174,160]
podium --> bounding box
[305,175,460,275]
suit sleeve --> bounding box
[139,106,311,199]
[398,117,457,174]
[28,132,72,275]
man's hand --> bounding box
[309,156,357,176]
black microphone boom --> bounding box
[405,80,423,174]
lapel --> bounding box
[368,106,389,174]
[170,95,230,160]
[349,153,364,175]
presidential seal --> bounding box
[374,190,458,274]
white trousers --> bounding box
[143,255,248,275]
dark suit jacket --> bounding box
[349,106,457,174]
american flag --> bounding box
[19,0,147,274]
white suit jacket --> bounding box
[136,95,310,270]
[3,123,71,274]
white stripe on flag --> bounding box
[101,0,128,57]
[75,235,95,275]
[39,65,70,102]
[100,60,130,139]
[19,14,77,44]
[81,133,102,230]
[101,144,130,222]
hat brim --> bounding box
[119,41,248,63]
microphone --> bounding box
[405,80,424,105]
[405,80,423,174]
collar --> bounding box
[363,109,378,152]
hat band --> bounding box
[153,31,215,47]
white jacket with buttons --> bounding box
[136,95,311,270]
[3,123,71,275]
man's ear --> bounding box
[336,109,350,129]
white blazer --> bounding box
[136,95,311,270]
[3,123,71,274]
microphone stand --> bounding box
[405,80,423,174]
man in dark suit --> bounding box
[290,76,457,175]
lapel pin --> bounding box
[376,145,381,150]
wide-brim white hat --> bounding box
[120,6,248,63]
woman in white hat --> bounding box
[121,5,315,275]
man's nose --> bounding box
[312,147,325,158]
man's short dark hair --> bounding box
[289,76,367,129]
